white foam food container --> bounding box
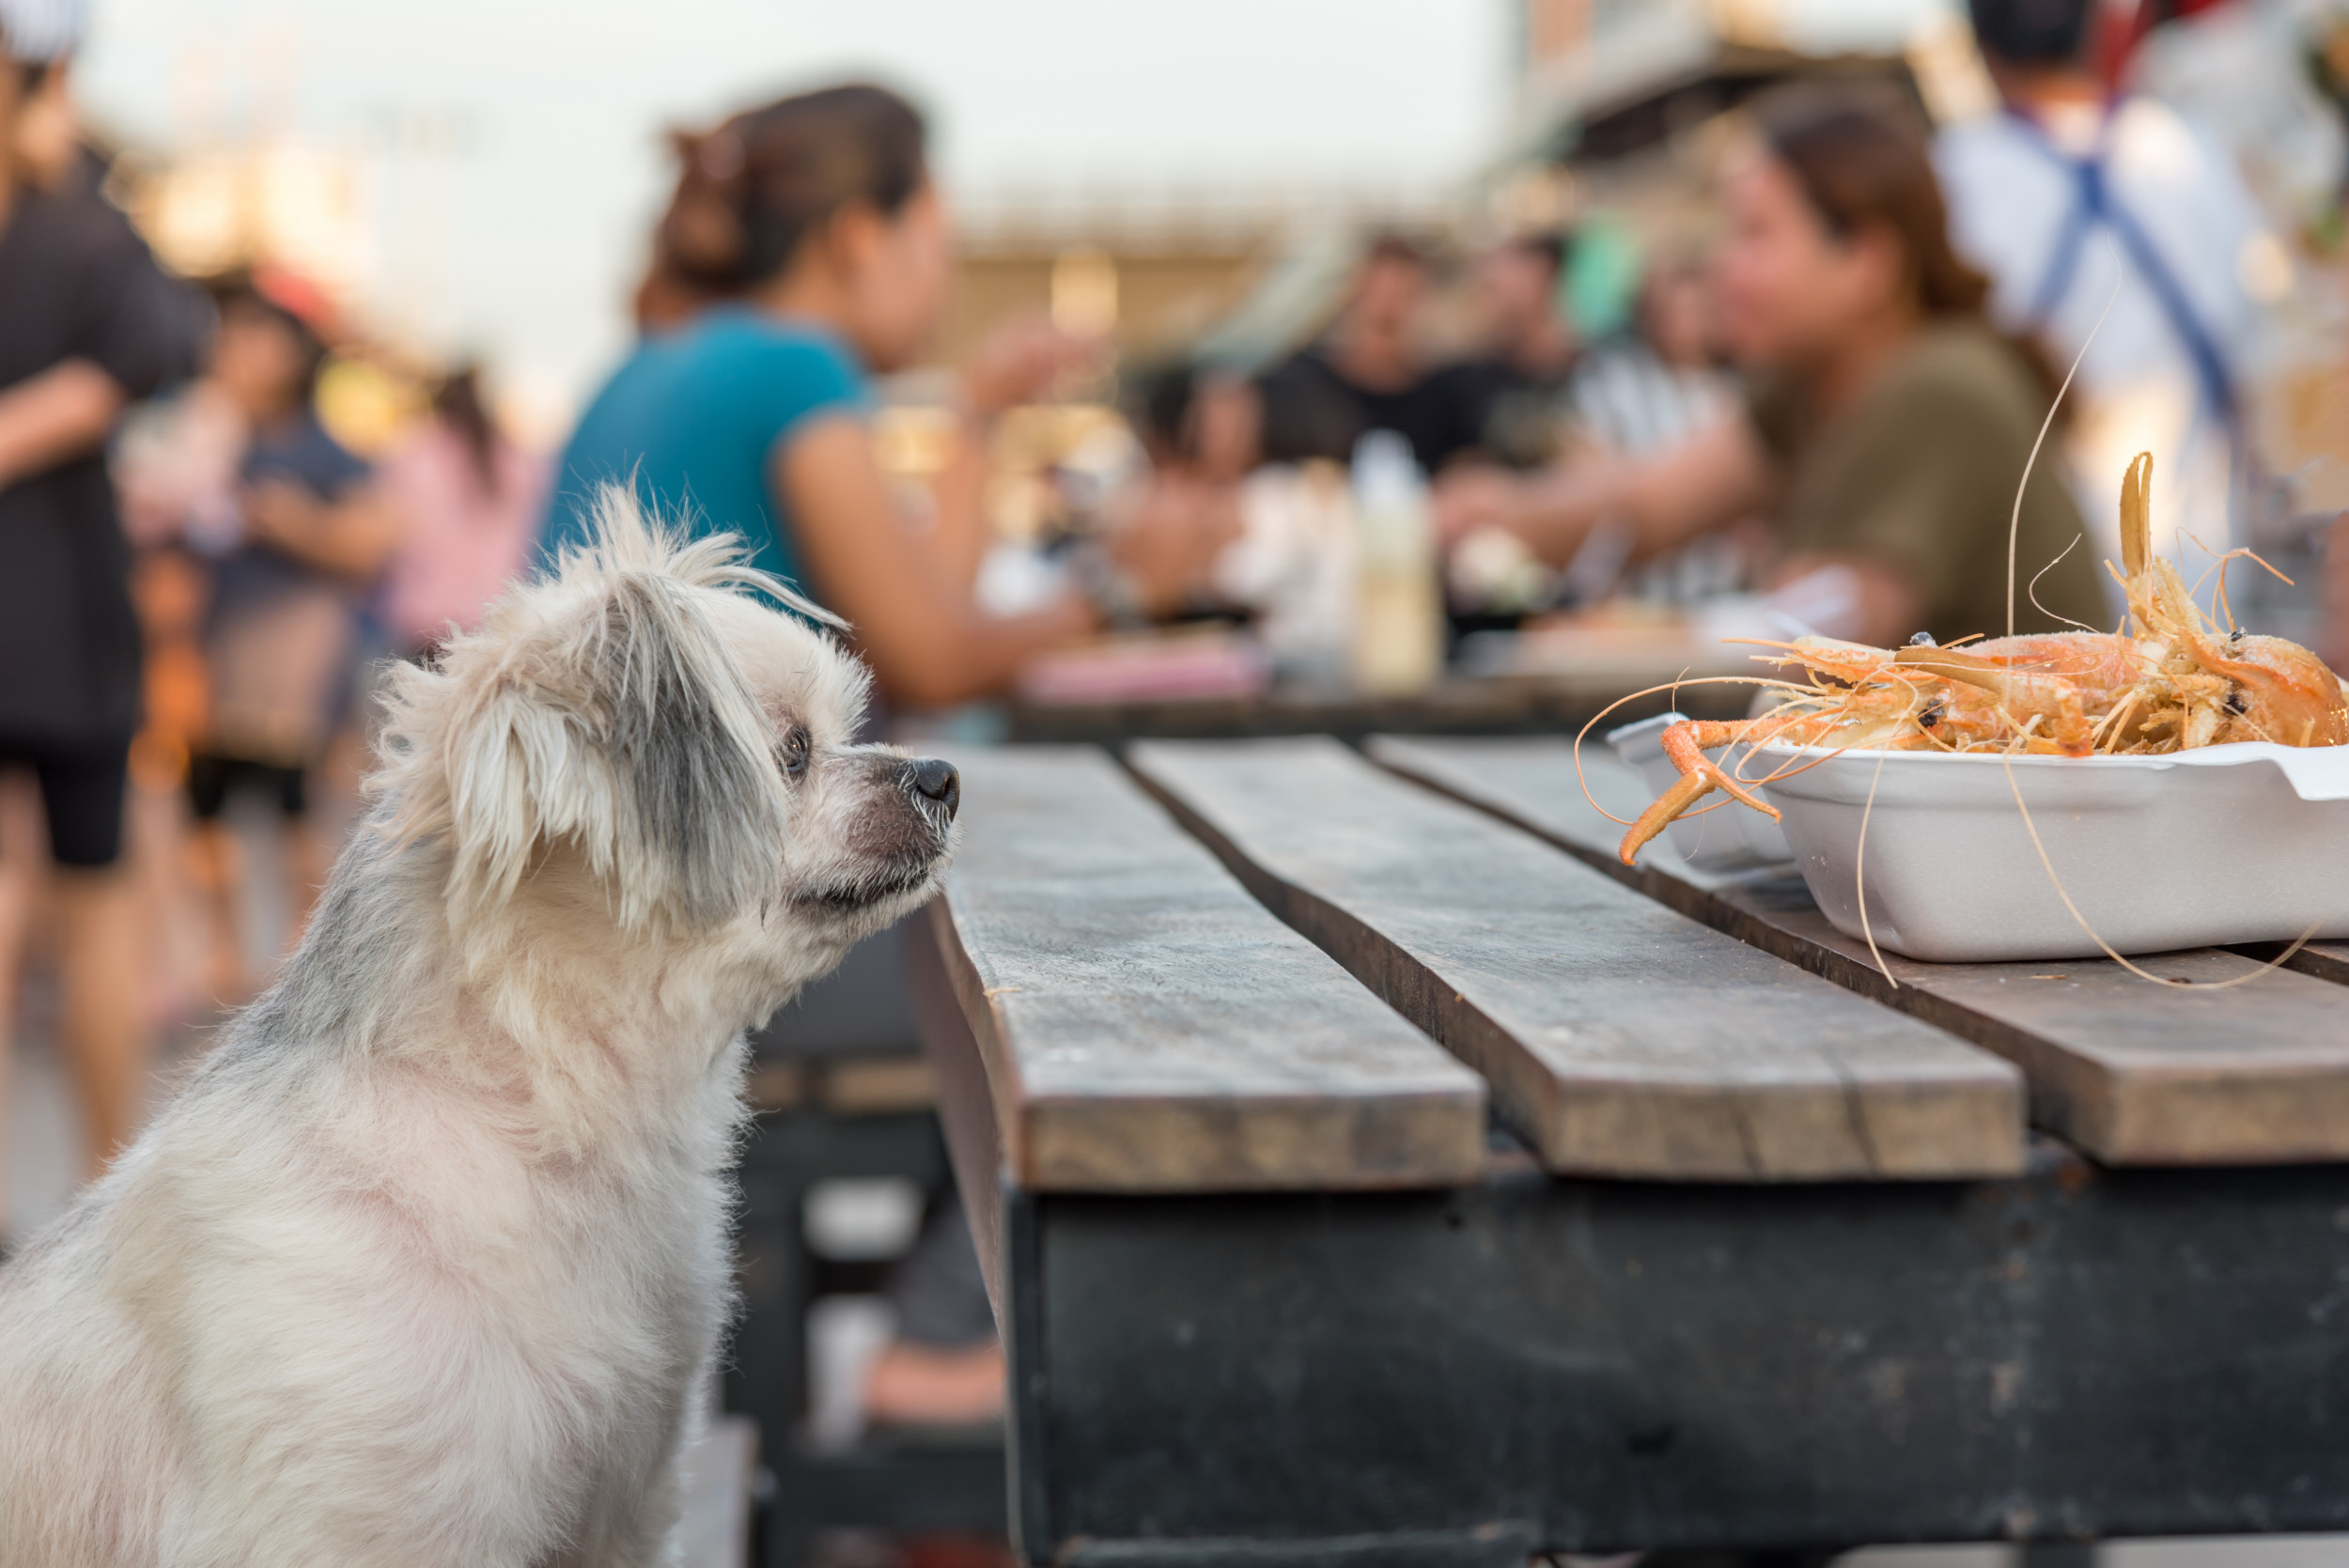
[1606,712,1797,873]
[1753,741,2349,962]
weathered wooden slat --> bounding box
[2279,941,2349,988]
[930,745,1486,1193]
[1371,734,2349,1167]
[1127,737,2024,1182]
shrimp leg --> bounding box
[1619,720,1781,866]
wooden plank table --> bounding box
[1126,737,2021,1182]
[928,746,1485,1195]
[909,737,2349,1568]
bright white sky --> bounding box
[74,0,1520,417]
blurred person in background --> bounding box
[1123,359,1256,556]
[545,84,1227,714]
[1439,231,1582,470]
[1589,253,1736,458]
[1255,234,1482,474]
[1938,0,2272,577]
[1640,251,1725,375]
[1110,361,1264,636]
[1442,234,1747,618]
[378,364,550,657]
[1574,255,1747,608]
[120,273,400,1004]
[1129,359,1261,485]
[0,0,200,1250]
[1449,232,1734,465]
[1436,87,2106,650]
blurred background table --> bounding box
[1005,648,1754,745]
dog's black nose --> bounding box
[907,757,959,818]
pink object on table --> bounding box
[1016,634,1271,706]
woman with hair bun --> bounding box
[545,83,1221,709]
[1436,85,2108,648]
[550,82,1230,1436]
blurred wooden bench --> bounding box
[911,739,2349,1568]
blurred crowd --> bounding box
[3,0,2348,1459]
[1132,0,2339,668]
[0,24,556,1247]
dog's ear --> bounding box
[595,570,786,925]
[435,569,785,932]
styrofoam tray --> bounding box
[1607,712,1796,873]
[1753,741,2349,962]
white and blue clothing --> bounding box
[1936,97,2272,588]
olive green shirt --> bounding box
[1749,320,2108,645]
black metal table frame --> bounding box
[910,917,2349,1568]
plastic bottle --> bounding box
[1347,428,1443,694]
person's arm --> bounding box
[0,359,126,490]
[242,478,406,582]
[1754,555,1922,649]
[781,415,1102,710]
[14,176,202,496]
[1435,413,1773,569]
[782,415,1236,708]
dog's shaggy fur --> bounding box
[0,492,959,1566]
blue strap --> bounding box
[2023,153,2100,324]
[2009,110,2239,431]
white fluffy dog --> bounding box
[0,492,961,1565]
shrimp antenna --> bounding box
[2008,257,2123,639]
[2028,533,2102,634]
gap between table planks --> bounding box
[926,745,1486,1193]
[1125,737,2024,1183]
[1369,734,2349,1168]
[2263,939,2349,986]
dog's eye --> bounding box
[780,724,811,779]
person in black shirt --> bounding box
[1433,231,1583,470]
[0,9,199,1244]
[1255,234,1478,474]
